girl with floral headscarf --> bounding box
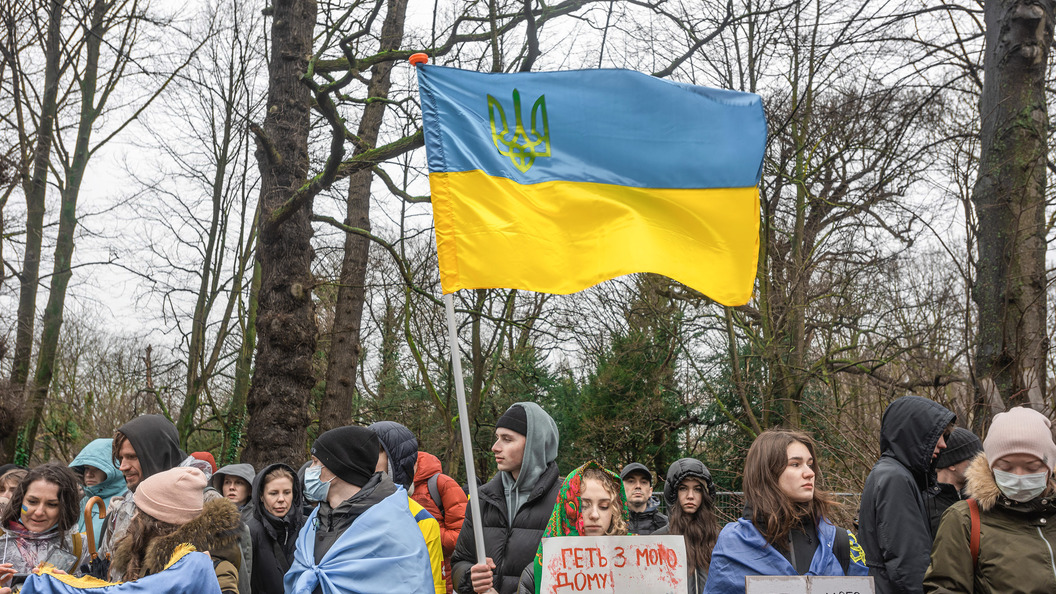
[516,461,629,594]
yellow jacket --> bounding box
[410,497,447,593]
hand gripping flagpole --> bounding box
[413,50,487,568]
[443,292,488,566]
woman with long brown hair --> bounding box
[653,458,719,594]
[703,430,867,594]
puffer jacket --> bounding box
[70,438,126,547]
[858,396,954,594]
[450,462,562,594]
[112,498,243,593]
[924,454,1056,593]
[412,451,468,593]
[628,497,668,535]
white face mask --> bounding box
[993,469,1049,502]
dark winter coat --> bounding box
[926,482,965,536]
[111,498,243,594]
[858,395,955,594]
[924,453,1056,593]
[450,462,562,594]
[248,463,306,594]
[628,497,668,535]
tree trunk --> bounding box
[241,0,318,468]
[971,0,1052,425]
[319,0,409,431]
[10,0,63,394]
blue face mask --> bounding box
[303,464,333,502]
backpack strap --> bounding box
[834,528,850,575]
[967,497,980,569]
[428,474,445,517]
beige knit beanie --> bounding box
[135,467,207,525]
[983,407,1056,469]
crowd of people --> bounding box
[0,395,1050,593]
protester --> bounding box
[924,407,1056,592]
[110,467,241,593]
[212,464,256,522]
[412,450,468,593]
[0,466,25,501]
[0,463,87,575]
[369,421,447,594]
[102,414,187,556]
[191,451,218,476]
[451,402,561,594]
[704,430,867,594]
[654,458,719,594]
[284,425,432,593]
[0,468,26,511]
[518,461,629,593]
[925,427,982,534]
[858,395,955,594]
[621,462,668,534]
[70,438,126,547]
[248,463,305,594]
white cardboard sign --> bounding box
[539,535,689,593]
[745,575,875,594]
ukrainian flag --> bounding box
[417,65,766,306]
[18,548,220,594]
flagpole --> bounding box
[444,292,488,566]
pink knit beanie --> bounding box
[135,467,207,525]
[983,407,1056,469]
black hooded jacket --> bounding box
[115,414,186,482]
[858,396,954,594]
[248,463,306,594]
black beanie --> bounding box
[496,405,528,436]
[311,426,379,488]
[935,426,983,468]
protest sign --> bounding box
[539,534,688,593]
[745,575,875,594]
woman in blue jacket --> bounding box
[704,430,867,594]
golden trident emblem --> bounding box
[487,89,550,173]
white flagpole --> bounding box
[444,292,488,565]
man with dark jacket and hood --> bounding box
[451,402,561,594]
[621,463,668,535]
[101,414,187,556]
[858,395,955,594]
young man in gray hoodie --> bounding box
[451,402,561,594]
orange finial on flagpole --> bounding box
[409,53,428,66]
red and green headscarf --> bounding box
[531,461,630,592]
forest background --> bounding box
[0,0,1050,506]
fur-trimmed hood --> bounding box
[114,498,242,577]
[964,453,1056,511]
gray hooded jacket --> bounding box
[451,402,561,594]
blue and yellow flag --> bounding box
[417,64,766,305]
[18,548,220,594]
